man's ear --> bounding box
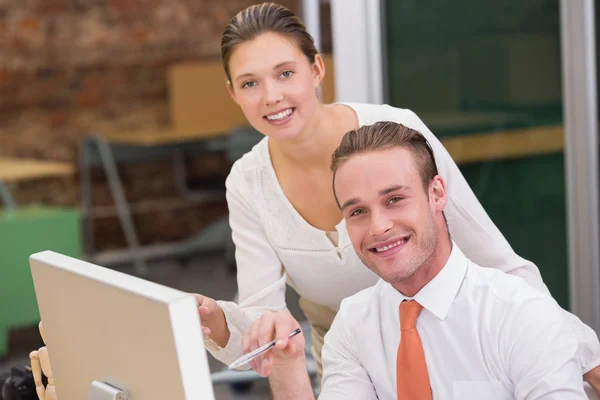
[429,175,447,212]
[312,53,326,89]
[227,81,239,104]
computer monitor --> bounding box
[29,250,215,400]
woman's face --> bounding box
[227,32,324,142]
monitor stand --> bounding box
[88,381,127,400]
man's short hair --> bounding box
[330,121,439,208]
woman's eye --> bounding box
[280,70,293,78]
[242,81,256,89]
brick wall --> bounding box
[0,0,297,250]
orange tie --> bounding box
[397,300,432,400]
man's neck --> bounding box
[392,236,453,297]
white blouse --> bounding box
[206,102,600,373]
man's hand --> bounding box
[242,310,306,377]
[193,294,230,348]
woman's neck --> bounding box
[269,104,344,170]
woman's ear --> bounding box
[312,53,326,89]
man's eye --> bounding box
[350,209,365,217]
[242,81,256,88]
[388,197,402,205]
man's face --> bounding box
[335,147,445,284]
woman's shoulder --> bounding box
[226,136,270,184]
[233,135,269,169]
[339,102,417,125]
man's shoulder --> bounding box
[336,280,387,321]
[465,260,557,312]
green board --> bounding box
[0,206,81,356]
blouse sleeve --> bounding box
[204,162,288,368]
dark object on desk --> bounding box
[0,365,43,400]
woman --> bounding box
[196,1,600,385]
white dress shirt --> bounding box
[320,244,587,400]
[206,103,600,374]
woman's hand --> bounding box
[192,294,230,347]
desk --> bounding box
[0,158,74,210]
[80,127,262,276]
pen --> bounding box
[228,328,302,369]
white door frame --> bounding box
[330,0,384,103]
[560,0,600,332]
[301,0,322,52]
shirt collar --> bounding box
[381,241,468,321]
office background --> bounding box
[1,0,600,398]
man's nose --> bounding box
[369,210,393,237]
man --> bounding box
[242,121,590,399]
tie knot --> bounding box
[400,300,423,331]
